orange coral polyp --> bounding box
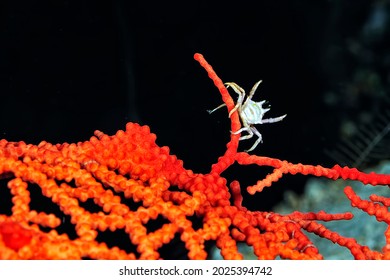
[0,221,33,251]
[0,54,390,259]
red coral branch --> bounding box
[193,53,240,174]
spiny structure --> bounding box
[0,53,389,259]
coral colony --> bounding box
[0,53,389,260]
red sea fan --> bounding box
[0,53,389,259]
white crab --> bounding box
[207,80,286,152]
